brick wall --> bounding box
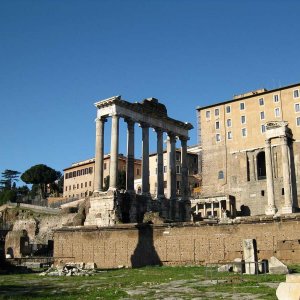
[54,216,300,268]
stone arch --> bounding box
[257,151,266,180]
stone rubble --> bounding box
[39,263,96,276]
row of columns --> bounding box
[265,136,294,215]
[94,114,189,199]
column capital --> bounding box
[154,127,164,134]
[265,138,271,146]
[124,118,135,126]
[95,117,107,123]
[179,135,190,142]
[139,122,150,128]
[167,132,177,141]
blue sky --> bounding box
[1,0,300,181]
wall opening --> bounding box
[257,151,266,180]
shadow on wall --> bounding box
[240,205,251,216]
[131,224,162,268]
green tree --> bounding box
[21,164,60,198]
[103,171,126,191]
[0,190,17,205]
[0,169,21,190]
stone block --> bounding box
[269,256,289,274]
[276,282,300,300]
[218,264,233,272]
[233,258,243,273]
[243,239,257,274]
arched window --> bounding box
[218,170,224,179]
[257,151,266,180]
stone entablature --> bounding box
[95,96,192,138]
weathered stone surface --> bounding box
[143,211,164,224]
[243,239,257,274]
[54,220,300,269]
[286,274,300,283]
[217,264,232,272]
[276,282,300,300]
[269,256,289,274]
[233,258,243,273]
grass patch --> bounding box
[0,265,291,299]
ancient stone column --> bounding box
[281,136,293,213]
[94,117,106,192]
[125,119,135,192]
[265,139,277,215]
[167,133,176,199]
[180,137,189,199]
[156,128,164,198]
[109,114,119,189]
[141,124,150,194]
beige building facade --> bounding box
[133,147,200,197]
[63,155,141,199]
[197,82,300,216]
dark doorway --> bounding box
[257,152,266,180]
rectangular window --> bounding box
[227,131,232,140]
[163,166,167,173]
[89,167,93,174]
[176,153,180,161]
[69,185,71,191]
[65,173,69,179]
[77,184,79,189]
[240,102,245,110]
[136,168,140,176]
[216,133,221,142]
[215,108,219,116]
[295,103,300,112]
[241,115,246,124]
[226,119,232,127]
[261,124,266,133]
[259,98,264,106]
[226,106,231,113]
[242,128,247,137]
[275,107,280,117]
[69,172,72,178]
[73,171,76,177]
[81,183,83,188]
[164,181,167,188]
[206,110,211,119]
[104,163,107,170]
[89,181,92,186]
[176,165,180,174]
[176,181,180,190]
[215,121,220,129]
[293,89,299,99]
[274,94,279,102]
[260,111,265,120]
[77,170,80,176]
[297,117,300,126]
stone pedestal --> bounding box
[84,192,120,226]
[243,239,257,274]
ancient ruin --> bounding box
[85,96,193,226]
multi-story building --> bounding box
[197,82,300,216]
[63,155,141,199]
[134,146,200,197]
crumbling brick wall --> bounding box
[54,216,300,268]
